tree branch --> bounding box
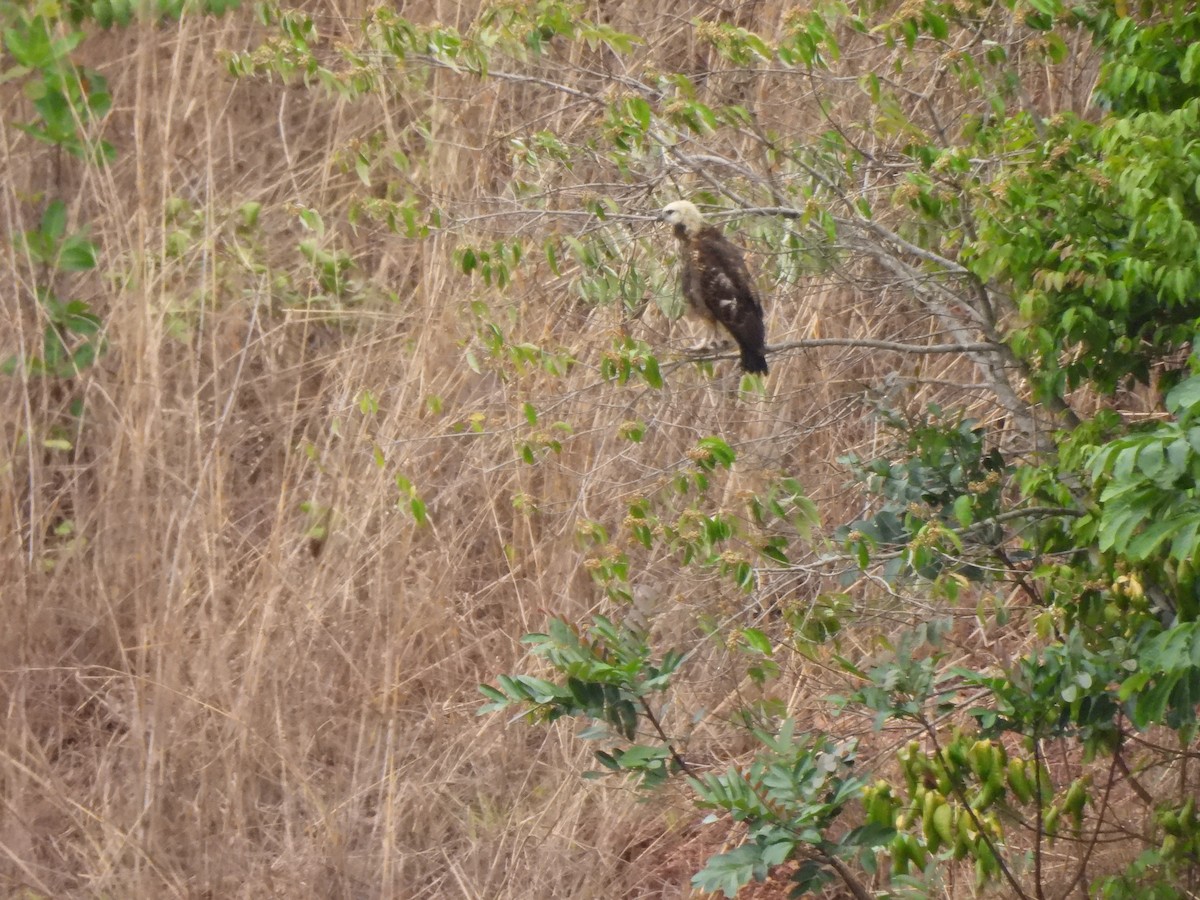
[768,336,998,355]
[659,337,1001,374]
[821,852,876,900]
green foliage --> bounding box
[850,618,959,726]
[599,337,664,388]
[568,436,816,608]
[479,616,683,787]
[969,628,1125,749]
[1118,623,1200,732]
[393,474,428,526]
[457,240,524,289]
[838,406,1008,583]
[1095,795,1200,897]
[1087,376,1200,579]
[973,5,1200,398]
[2,6,108,379]
[2,11,111,159]
[551,225,666,313]
[466,309,575,379]
[690,724,873,898]
[5,199,104,378]
[2,0,239,386]
[480,622,882,898]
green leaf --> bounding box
[1167,438,1191,478]
[1042,32,1068,63]
[1131,677,1174,728]
[41,199,67,240]
[692,844,764,898]
[924,11,948,40]
[741,628,772,655]
[410,497,427,525]
[59,234,97,271]
[643,354,663,388]
[843,822,896,847]
[477,683,509,708]
[759,543,789,565]
[952,494,973,527]
[1182,41,1200,84]
[1170,516,1200,560]
[59,301,101,335]
[1167,376,1200,414]
[594,750,621,771]
[70,341,100,371]
[734,561,754,591]
[760,838,794,867]
[1118,671,1152,702]
[697,436,735,468]
[626,96,651,130]
[238,201,261,230]
[616,744,669,769]
[1126,518,1181,560]
[298,207,324,234]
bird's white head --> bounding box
[659,200,705,238]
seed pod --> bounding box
[933,801,955,846]
[1064,776,1089,833]
[970,778,1001,811]
[1006,758,1034,804]
[867,783,897,826]
[948,740,970,772]
[969,740,995,782]
[973,835,999,892]
[1034,761,1054,804]
[923,803,942,853]
[935,765,954,796]
[1043,804,1061,841]
[1160,808,1182,836]
[906,833,928,871]
[923,788,940,826]
[953,824,971,860]
[899,742,922,795]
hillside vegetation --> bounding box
[4,0,1200,897]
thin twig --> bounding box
[1060,750,1121,897]
[639,697,694,778]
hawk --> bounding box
[659,200,769,375]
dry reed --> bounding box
[0,1,1099,897]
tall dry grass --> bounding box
[0,1,1089,897]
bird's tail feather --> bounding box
[740,344,769,375]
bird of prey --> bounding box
[659,200,769,375]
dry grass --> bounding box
[0,1,1124,897]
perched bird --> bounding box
[659,200,769,375]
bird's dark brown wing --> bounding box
[692,226,769,374]
[695,226,763,317]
